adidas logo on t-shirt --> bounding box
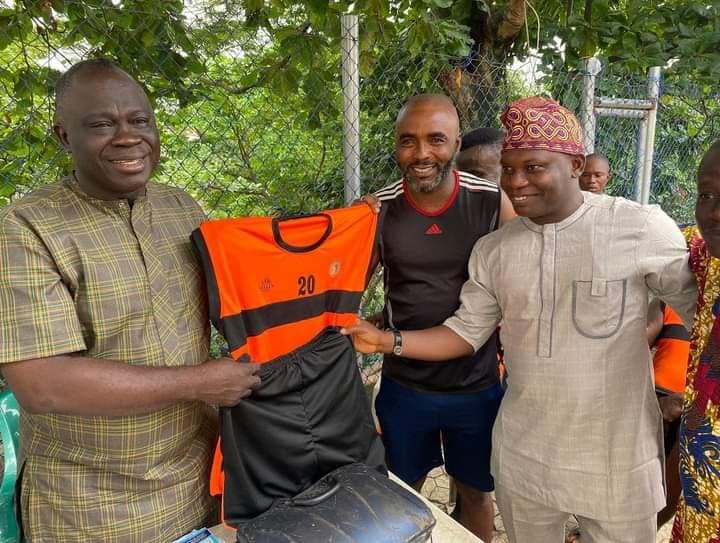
[425,223,443,235]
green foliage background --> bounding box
[0,1,718,219]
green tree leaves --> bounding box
[0,0,717,218]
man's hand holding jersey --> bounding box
[195,357,261,406]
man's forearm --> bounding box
[377,325,474,361]
[2,355,205,416]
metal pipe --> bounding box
[580,58,601,154]
[633,115,648,202]
[639,67,661,205]
[595,108,646,119]
[594,97,654,111]
[341,14,360,204]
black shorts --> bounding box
[376,376,502,491]
[220,329,386,524]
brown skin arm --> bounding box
[341,318,474,361]
[1,354,260,416]
[499,188,517,225]
[647,299,664,346]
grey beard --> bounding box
[405,159,454,193]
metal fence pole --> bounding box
[633,116,648,202]
[639,66,662,205]
[341,14,360,204]
[580,58,601,154]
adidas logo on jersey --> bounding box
[425,223,443,235]
[260,277,274,291]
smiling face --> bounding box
[53,68,160,201]
[696,144,720,257]
[579,155,611,193]
[500,148,585,224]
[395,98,460,194]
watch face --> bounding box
[392,331,402,355]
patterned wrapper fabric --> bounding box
[672,226,720,543]
[500,96,585,156]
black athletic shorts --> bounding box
[220,328,386,524]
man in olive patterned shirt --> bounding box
[0,60,260,542]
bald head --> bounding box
[396,94,460,135]
[55,59,141,121]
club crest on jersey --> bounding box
[328,260,342,278]
[425,223,443,235]
[259,277,274,291]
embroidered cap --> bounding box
[500,96,585,156]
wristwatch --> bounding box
[391,329,403,356]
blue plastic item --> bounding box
[0,389,20,543]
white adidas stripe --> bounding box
[375,187,403,199]
[374,179,404,199]
[375,173,498,198]
[375,179,403,192]
[377,187,404,201]
[459,182,498,193]
[457,172,497,188]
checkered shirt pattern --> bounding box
[0,178,216,542]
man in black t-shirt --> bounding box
[371,94,514,541]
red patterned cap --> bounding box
[500,96,584,156]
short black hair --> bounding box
[54,58,129,116]
[460,127,505,151]
[585,152,610,164]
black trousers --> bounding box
[220,329,386,524]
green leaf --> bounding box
[142,30,156,48]
[427,0,454,8]
[245,0,265,12]
[678,23,693,37]
[306,0,329,15]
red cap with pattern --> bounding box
[500,96,585,156]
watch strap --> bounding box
[391,329,403,355]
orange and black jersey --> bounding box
[191,206,385,524]
[653,303,690,395]
[191,205,378,363]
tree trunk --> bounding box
[439,0,527,128]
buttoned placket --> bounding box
[537,223,556,358]
[128,196,166,340]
